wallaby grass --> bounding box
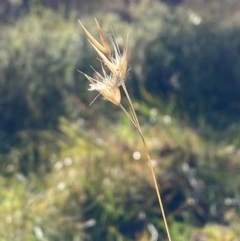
[78,18,174,240]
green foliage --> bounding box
[0,174,83,241]
[83,1,240,128]
[0,10,85,132]
[170,221,192,241]
[0,9,93,173]
[192,223,240,241]
[49,114,240,240]
[1,109,240,240]
[143,15,240,127]
[1,1,240,240]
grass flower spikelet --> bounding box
[78,19,128,106]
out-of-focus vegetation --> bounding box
[1,0,240,240]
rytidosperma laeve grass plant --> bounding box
[78,19,172,241]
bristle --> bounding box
[94,18,111,56]
[89,41,118,76]
[78,20,110,55]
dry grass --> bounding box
[78,18,173,241]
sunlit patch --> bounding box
[224,197,240,206]
[54,161,63,171]
[6,164,14,172]
[188,11,202,25]
[151,137,159,146]
[224,197,233,206]
[69,170,76,177]
[147,223,158,241]
[95,137,103,146]
[182,162,189,173]
[150,108,158,116]
[138,211,146,220]
[163,115,171,124]
[34,226,44,239]
[16,173,27,183]
[77,118,85,126]
[111,167,122,177]
[133,151,141,160]
[57,182,66,191]
[63,157,73,166]
[28,198,34,205]
[6,215,12,223]
[187,197,196,205]
[80,219,96,229]
[103,178,114,189]
[224,145,235,154]
[150,159,157,167]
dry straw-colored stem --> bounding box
[120,90,172,241]
[79,19,172,241]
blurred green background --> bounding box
[1,0,240,240]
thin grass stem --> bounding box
[140,134,172,241]
[121,84,172,241]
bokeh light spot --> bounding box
[163,115,171,124]
[57,182,66,191]
[54,161,63,171]
[150,159,157,167]
[63,157,73,166]
[149,116,156,125]
[7,164,14,172]
[150,108,158,116]
[133,151,141,160]
[6,215,13,223]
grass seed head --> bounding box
[83,68,121,106]
[79,19,129,106]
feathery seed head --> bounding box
[110,33,129,81]
[79,19,129,106]
[80,65,121,106]
[88,66,121,106]
[78,20,172,241]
